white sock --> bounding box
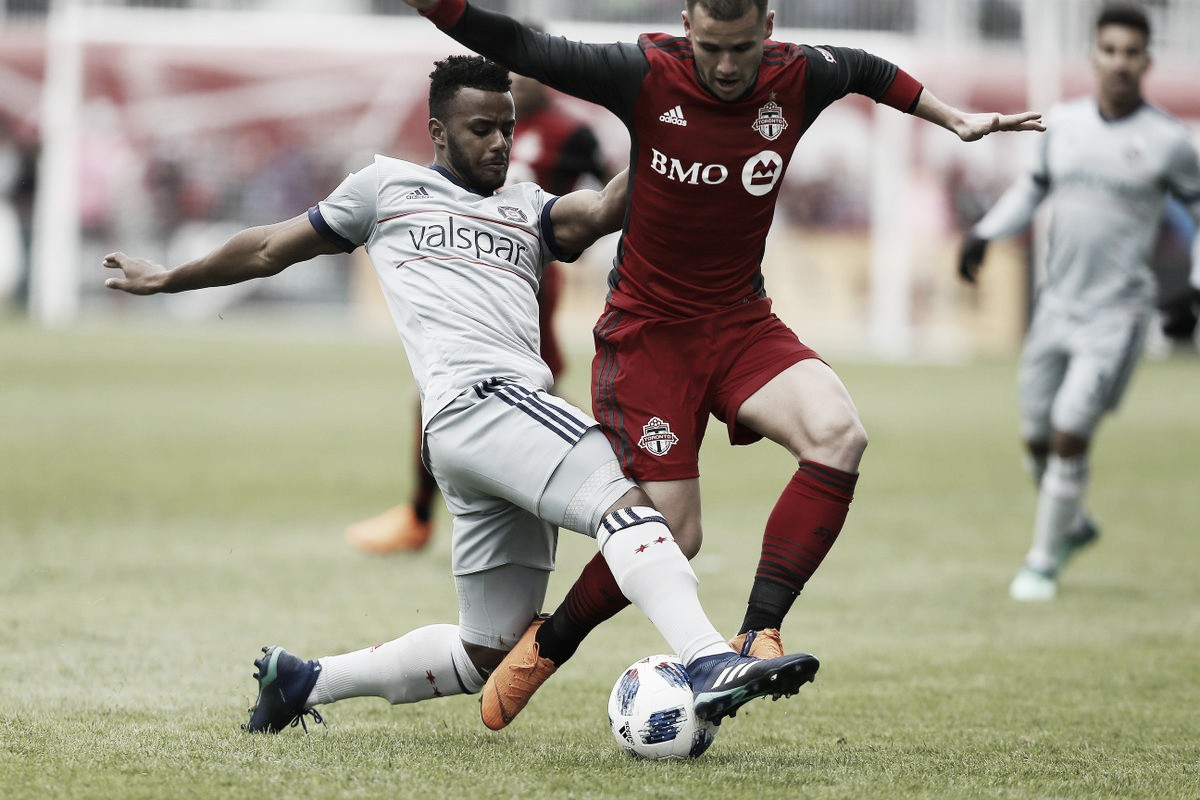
[306,624,485,707]
[1025,450,1090,535]
[597,506,731,664]
[1027,454,1088,574]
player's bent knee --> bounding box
[805,413,868,468]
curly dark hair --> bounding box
[428,55,512,120]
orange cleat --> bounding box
[727,628,785,659]
[480,615,556,730]
[344,505,433,554]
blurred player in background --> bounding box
[404,0,1043,729]
[345,50,615,555]
[959,4,1200,601]
[104,55,819,734]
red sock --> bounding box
[535,553,630,665]
[563,552,630,628]
[741,461,857,632]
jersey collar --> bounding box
[430,164,496,197]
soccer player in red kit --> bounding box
[403,0,1044,729]
[345,66,614,554]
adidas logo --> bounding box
[711,661,755,687]
[658,105,687,126]
[404,186,432,201]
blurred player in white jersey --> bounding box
[959,4,1200,600]
[104,55,819,733]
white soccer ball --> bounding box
[607,654,718,760]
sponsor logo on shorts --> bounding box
[637,416,680,456]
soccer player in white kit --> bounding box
[103,55,819,733]
[959,4,1200,601]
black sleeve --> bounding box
[798,45,902,126]
[446,2,648,121]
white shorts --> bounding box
[1018,302,1150,441]
[454,563,551,650]
[424,379,635,577]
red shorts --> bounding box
[591,297,821,481]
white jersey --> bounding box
[312,156,574,428]
[973,97,1200,317]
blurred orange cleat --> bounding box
[344,505,433,554]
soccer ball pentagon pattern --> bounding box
[607,654,718,760]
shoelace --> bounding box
[289,707,325,734]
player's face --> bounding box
[683,5,774,102]
[1092,23,1150,114]
[439,87,515,192]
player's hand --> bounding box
[956,111,1045,142]
[958,236,988,283]
[1160,286,1200,341]
[401,0,439,10]
[103,252,167,295]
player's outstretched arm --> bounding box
[104,213,342,295]
[548,169,629,257]
[913,89,1045,142]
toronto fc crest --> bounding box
[752,99,788,142]
[637,416,680,457]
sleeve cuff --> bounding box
[422,0,466,29]
[307,206,358,254]
[879,68,923,113]
[539,196,579,264]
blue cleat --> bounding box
[244,645,324,733]
[687,651,819,725]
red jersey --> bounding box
[427,0,923,317]
[509,102,610,195]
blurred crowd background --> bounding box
[1,0,1197,357]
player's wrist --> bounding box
[422,0,466,28]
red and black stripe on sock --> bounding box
[739,460,857,635]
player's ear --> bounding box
[763,9,774,39]
[428,117,447,147]
[681,9,691,39]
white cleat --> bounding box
[1009,566,1057,601]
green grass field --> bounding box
[2,318,1198,799]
